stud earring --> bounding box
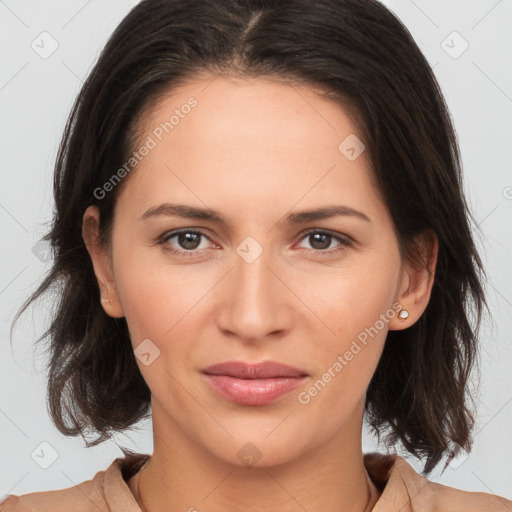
[102,298,111,304]
[398,309,409,321]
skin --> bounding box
[83,75,437,511]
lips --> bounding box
[202,361,308,379]
[202,361,308,406]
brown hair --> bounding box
[13,0,486,475]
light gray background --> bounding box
[1,0,511,500]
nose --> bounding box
[214,244,294,344]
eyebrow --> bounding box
[140,203,371,225]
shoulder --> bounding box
[364,452,512,512]
[0,476,105,512]
[419,479,512,511]
[0,453,149,512]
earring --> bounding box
[100,282,111,305]
[398,309,409,321]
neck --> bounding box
[130,403,380,512]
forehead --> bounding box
[116,75,387,227]
[138,75,364,157]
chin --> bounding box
[203,428,311,469]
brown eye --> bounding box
[176,232,202,250]
[297,229,352,254]
[308,232,332,250]
[158,229,213,255]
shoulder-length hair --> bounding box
[13,0,486,475]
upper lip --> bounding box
[202,361,308,379]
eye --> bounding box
[156,228,353,257]
[296,229,353,255]
[158,229,215,256]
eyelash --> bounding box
[157,228,353,258]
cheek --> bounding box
[112,242,184,346]
[112,246,221,382]
[298,255,400,346]
[114,265,203,399]
[294,255,400,403]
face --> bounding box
[84,75,434,468]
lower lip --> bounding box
[203,374,307,405]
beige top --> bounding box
[1,452,511,511]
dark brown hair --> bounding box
[13,0,486,475]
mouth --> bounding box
[202,361,308,406]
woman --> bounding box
[4,0,511,510]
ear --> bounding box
[389,229,438,330]
[82,205,124,318]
